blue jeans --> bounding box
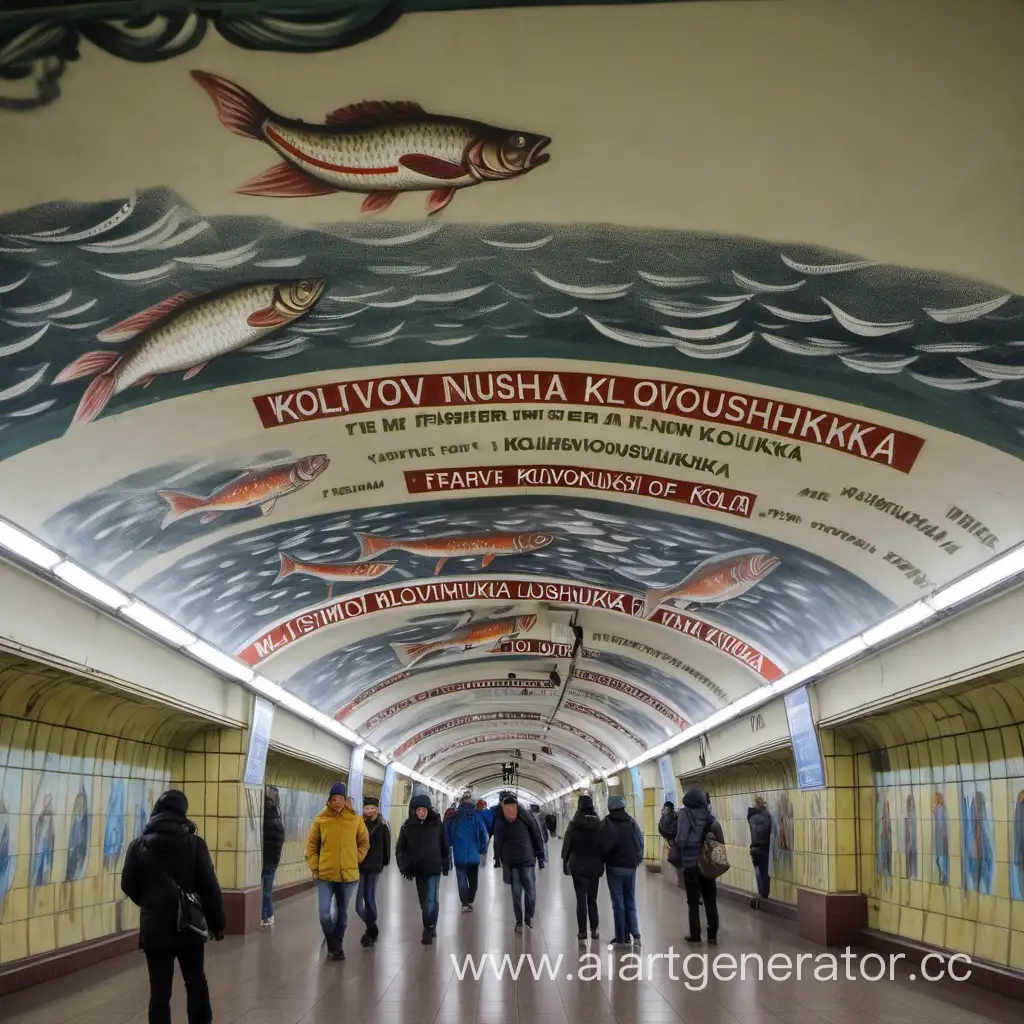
[356,871,380,929]
[415,874,440,929]
[606,866,640,943]
[509,865,536,925]
[455,863,479,906]
[261,865,277,919]
[316,880,358,941]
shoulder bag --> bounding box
[697,819,730,879]
[145,837,210,941]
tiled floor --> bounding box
[2,853,1021,1024]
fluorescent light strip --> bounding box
[0,520,61,569]
[122,601,196,647]
[53,561,129,610]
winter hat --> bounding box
[502,795,518,806]
[363,796,379,807]
[607,795,627,811]
[460,791,473,804]
[329,782,347,798]
[577,794,595,814]
[153,789,189,815]
[410,793,432,812]
[663,800,675,810]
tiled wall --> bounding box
[678,752,831,905]
[0,652,207,966]
[842,673,1024,970]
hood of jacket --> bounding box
[606,807,632,823]
[572,811,601,831]
[408,793,439,823]
[682,786,709,810]
[143,808,196,838]
[455,802,476,822]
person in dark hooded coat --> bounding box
[394,793,451,944]
[261,785,285,927]
[121,790,225,1024]
[561,793,605,940]
[675,786,725,944]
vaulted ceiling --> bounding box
[1,0,1022,797]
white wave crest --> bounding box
[914,341,991,354]
[0,324,48,358]
[821,299,913,337]
[0,363,48,402]
[412,284,491,304]
[369,264,431,275]
[732,271,805,293]
[839,354,917,374]
[779,254,879,275]
[924,295,1012,324]
[0,274,28,294]
[344,225,440,247]
[648,298,746,318]
[253,256,307,268]
[989,395,1024,409]
[534,271,631,300]
[8,289,72,315]
[638,271,707,287]
[673,332,755,360]
[536,307,578,319]
[174,242,258,269]
[909,372,1000,391]
[761,332,848,357]
[97,262,176,281]
[427,335,478,346]
[5,399,56,417]
[80,207,181,252]
[760,303,832,323]
[482,236,552,251]
[662,321,740,341]
[326,289,392,302]
[584,316,673,348]
[351,323,405,346]
[957,357,1024,380]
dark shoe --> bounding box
[524,919,533,930]
[335,947,346,960]
[631,934,642,946]
[750,896,758,909]
[707,936,718,946]
[577,932,587,941]
[591,930,599,940]
[514,922,523,933]
[421,928,433,945]
[611,940,631,948]
[360,932,372,947]
[684,935,701,943]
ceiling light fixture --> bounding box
[0,520,60,570]
[121,601,197,647]
[53,560,130,610]
[186,639,255,683]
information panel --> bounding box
[784,686,826,790]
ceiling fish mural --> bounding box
[276,553,396,600]
[54,280,324,426]
[391,612,538,667]
[356,529,554,573]
[191,72,552,215]
[640,548,781,619]
[158,454,329,527]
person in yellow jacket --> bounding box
[306,782,369,960]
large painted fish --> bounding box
[641,548,780,619]
[357,531,553,574]
[275,552,396,599]
[392,614,537,667]
[192,71,551,215]
[158,455,329,528]
[54,279,324,426]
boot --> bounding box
[368,923,379,946]
[421,927,433,945]
[360,931,372,947]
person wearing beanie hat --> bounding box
[261,785,285,928]
[395,793,451,944]
[355,795,391,946]
[601,793,645,948]
[493,796,546,931]
[121,790,226,1024]
[306,781,370,960]
[446,790,490,910]
[658,800,679,842]
[562,792,605,941]
[676,787,725,943]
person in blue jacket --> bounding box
[446,792,490,910]
[476,798,495,839]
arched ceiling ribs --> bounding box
[433,751,578,789]
[415,734,594,777]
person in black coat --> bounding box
[601,795,645,947]
[355,796,391,946]
[561,793,605,941]
[394,793,451,944]
[493,796,545,931]
[261,786,285,927]
[121,790,225,1024]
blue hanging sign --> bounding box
[784,686,826,790]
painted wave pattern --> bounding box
[99,495,895,669]
[1,188,1023,455]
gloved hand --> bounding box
[213,931,224,942]
[538,859,545,870]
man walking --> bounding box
[306,782,370,960]
[261,786,285,928]
[395,793,451,945]
[493,795,545,932]
[676,787,724,944]
[447,792,490,910]
[747,795,773,907]
[601,794,644,947]
[356,796,391,946]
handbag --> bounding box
[667,841,682,868]
[698,819,730,879]
[145,838,210,941]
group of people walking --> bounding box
[118,778,772,1024]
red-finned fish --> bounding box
[157,455,329,529]
[191,71,551,216]
[356,531,553,575]
[391,614,537,667]
[641,549,780,619]
[53,280,324,427]
[275,552,396,599]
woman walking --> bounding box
[561,794,604,941]
[395,793,451,944]
[121,790,225,1024]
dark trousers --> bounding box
[683,867,719,940]
[751,848,770,898]
[144,945,211,1024]
[455,863,479,906]
[415,874,440,929]
[571,874,599,933]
